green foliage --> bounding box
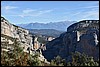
[1,45,43,66]
[1,34,99,66]
[37,37,47,44]
[27,52,43,66]
[50,55,65,66]
[50,52,99,66]
[67,62,71,66]
[70,51,99,66]
[1,39,44,66]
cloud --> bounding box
[39,10,53,14]
[4,9,53,18]
[20,9,53,17]
[74,10,99,21]
[4,6,18,10]
[72,5,98,11]
[23,9,36,13]
[35,10,53,16]
[72,12,81,16]
[63,6,99,21]
[63,2,99,21]
[82,10,99,19]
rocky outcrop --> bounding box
[46,37,55,41]
[76,29,99,60]
[33,37,41,50]
[1,17,49,64]
[1,17,33,52]
[42,20,99,62]
[32,34,55,50]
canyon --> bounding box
[1,17,99,63]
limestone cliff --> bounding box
[1,17,33,52]
[42,20,99,62]
[1,17,49,63]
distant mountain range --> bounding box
[17,21,76,31]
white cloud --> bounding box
[4,6,18,10]
[20,9,53,17]
[38,9,53,15]
[4,9,53,18]
[63,7,99,21]
[63,2,99,21]
[39,10,53,13]
[82,10,99,19]
[72,12,81,16]
[73,10,99,21]
[23,9,36,13]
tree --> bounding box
[50,55,65,66]
[70,51,99,66]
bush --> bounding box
[70,51,99,66]
[49,52,99,66]
[50,55,65,66]
[1,41,43,66]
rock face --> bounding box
[76,29,99,60]
[31,34,55,50]
[33,37,41,50]
[42,20,99,61]
[1,17,49,63]
[1,17,33,52]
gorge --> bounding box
[1,17,99,65]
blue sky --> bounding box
[1,1,99,24]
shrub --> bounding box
[70,51,99,66]
[50,55,65,66]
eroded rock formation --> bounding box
[1,17,33,52]
[42,20,99,61]
[1,17,49,63]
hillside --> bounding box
[1,17,49,66]
[28,29,64,38]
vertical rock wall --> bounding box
[1,17,33,52]
[43,20,99,61]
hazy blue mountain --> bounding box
[17,21,76,31]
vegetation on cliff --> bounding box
[50,51,99,66]
[1,42,99,66]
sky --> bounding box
[1,1,99,24]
